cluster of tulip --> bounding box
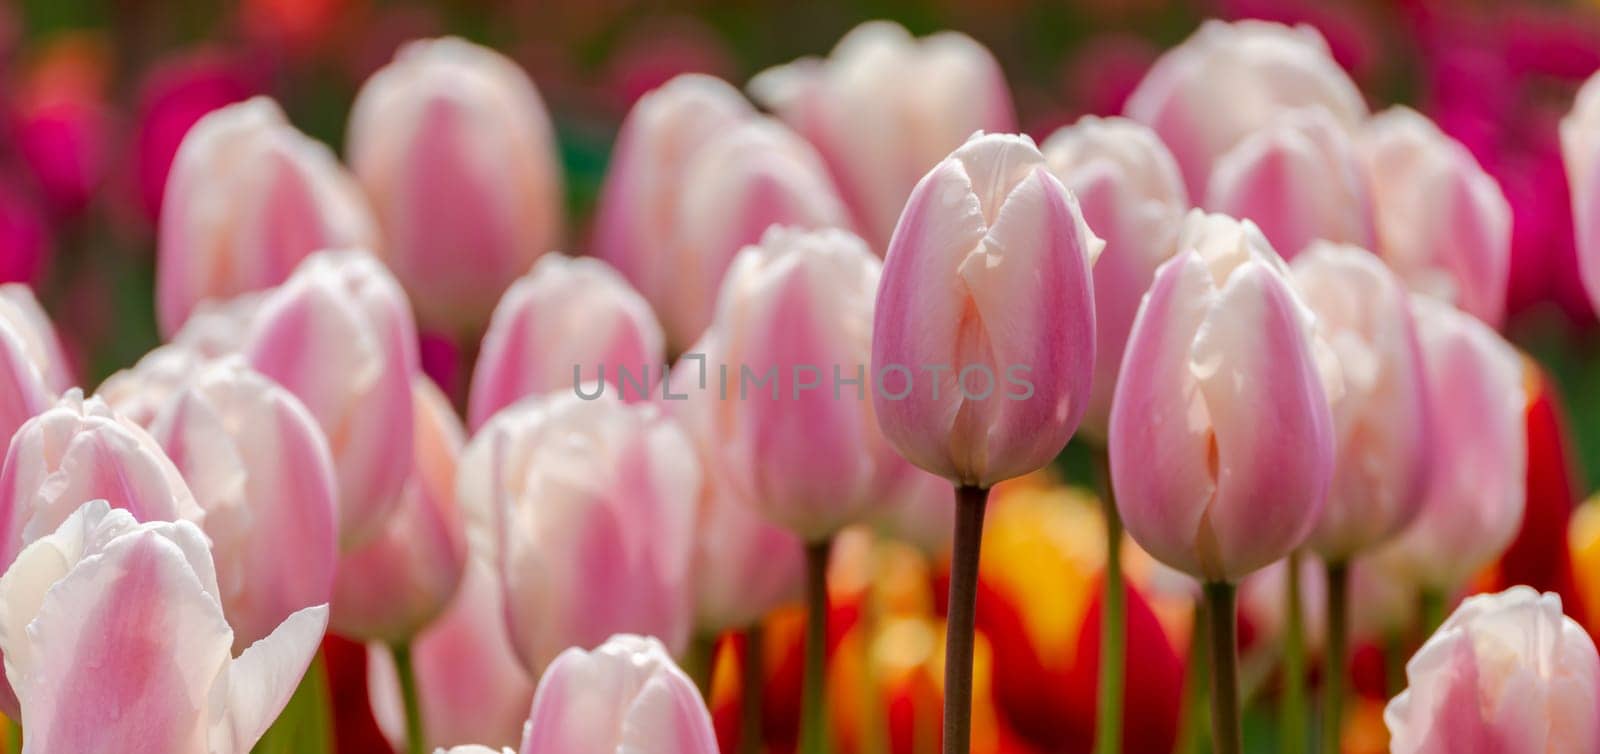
[0,10,1597,754]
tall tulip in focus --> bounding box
[156,96,377,336]
[348,36,563,336]
[872,132,1101,754]
[1109,211,1334,754]
[749,20,1015,249]
[1561,72,1600,316]
[0,501,329,754]
[1386,588,1600,753]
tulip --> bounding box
[348,36,563,334]
[1386,587,1600,753]
[245,248,419,548]
[1562,74,1600,318]
[331,376,468,643]
[131,50,261,221]
[156,96,377,336]
[469,254,665,429]
[1364,106,1513,326]
[749,20,1015,249]
[457,392,698,675]
[147,357,339,652]
[0,185,49,287]
[0,500,329,753]
[96,343,208,428]
[0,283,71,393]
[520,634,719,754]
[1206,109,1374,260]
[440,748,513,754]
[1124,19,1367,199]
[0,313,57,460]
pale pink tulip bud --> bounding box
[367,559,535,752]
[519,634,718,754]
[0,318,56,459]
[348,37,563,334]
[458,393,698,674]
[749,20,1015,249]
[331,376,468,642]
[0,501,328,752]
[148,358,338,652]
[1110,211,1334,582]
[1042,116,1188,438]
[469,254,665,429]
[1124,19,1367,198]
[1206,108,1374,259]
[0,283,70,392]
[1372,296,1527,593]
[1386,587,1600,754]
[1293,243,1432,561]
[1365,106,1512,326]
[156,96,377,337]
[96,342,208,428]
[873,132,1102,489]
[245,249,419,548]
[1563,77,1600,318]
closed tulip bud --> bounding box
[1562,76,1600,318]
[1110,211,1334,582]
[1386,587,1599,753]
[0,501,328,753]
[1206,108,1374,260]
[1124,20,1367,199]
[1372,297,1527,593]
[458,393,698,674]
[749,20,1015,249]
[245,249,419,548]
[96,343,208,428]
[873,132,1101,488]
[469,254,665,429]
[1042,116,1188,438]
[147,358,338,652]
[1293,243,1432,561]
[519,634,718,754]
[0,318,56,458]
[348,37,563,334]
[0,283,71,393]
[156,96,376,337]
[1365,107,1512,326]
[331,376,468,642]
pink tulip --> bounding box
[1124,19,1367,199]
[0,284,71,393]
[519,634,718,754]
[469,254,665,429]
[146,358,338,652]
[348,36,563,334]
[0,313,58,461]
[457,393,698,674]
[1372,296,1527,593]
[156,96,377,337]
[1386,587,1600,754]
[1206,108,1374,260]
[1365,106,1513,327]
[872,132,1101,488]
[440,748,512,754]
[1109,211,1334,582]
[1041,115,1188,438]
[96,343,208,428]
[749,20,1015,250]
[245,249,419,548]
[1292,243,1432,561]
[331,376,468,642]
[1562,74,1600,318]
[0,501,329,754]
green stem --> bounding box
[1093,449,1125,754]
[391,643,426,754]
[800,539,832,754]
[251,650,332,754]
[944,485,990,754]
[1322,561,1350,754]
[740,624,765,754]
[1384,629,1407,699]
[1281,551,1308,754]
[1174,598,1209,754]
[684,633,717,699]
[3,712,19,754]
[1419,588,1447,637]
[1204,581,1241,754]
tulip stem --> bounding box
[740,624,765,754]
[684,633,717,698]
[1204,581,1241,754]
[1281,551,1308,754]
[3,713,18,754]
[1174,597,1210,754]
[1419,588,1447,636]
[800,538,832,754]
[945,485,990,754]
[1383,629,1407,698]
[1321,561,1350,754]
[391,643,425,754]
[1093,450,1125,754]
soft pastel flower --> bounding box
[1041,115,1188,438]
[131,50,261,221]
[873,132,1101,488]
[0,306,59,460]
[0,284,72,393]
[1386,587,1600,754]
[156,96,376,337]
[520,634,718,754]
[1109,211,1334,582]
[0,501,329,754]
[1561,71,1600,318]
[749,20,1015,249]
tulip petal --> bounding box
[218,604,330,752]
